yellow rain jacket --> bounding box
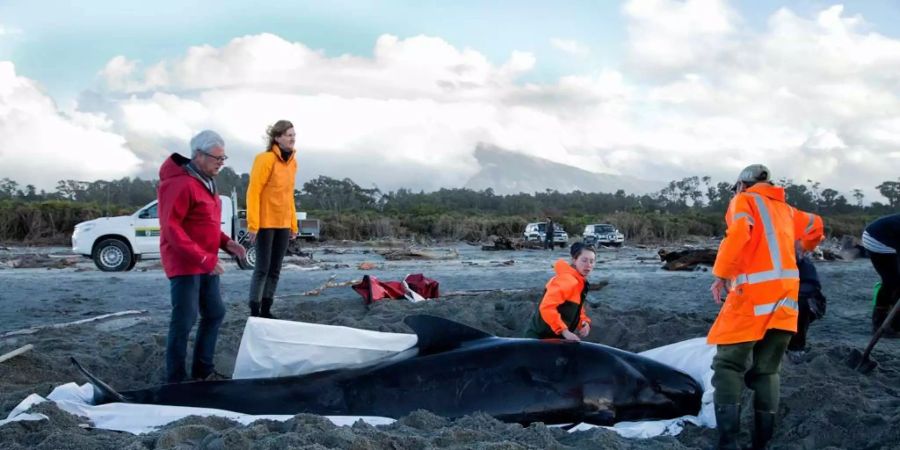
[246,145,298,233]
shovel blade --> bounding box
[847,349,878,374]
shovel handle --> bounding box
[860,297,900,362]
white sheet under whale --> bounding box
[1,317,717,438]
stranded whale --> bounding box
[72,315,702,425]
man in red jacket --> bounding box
[158,130,246,383]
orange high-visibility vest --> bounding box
[707,184,823,345]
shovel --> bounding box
[848,298,900,374]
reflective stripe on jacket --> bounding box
[525,259,591,339]
[246,145,298,233]
[707,184,821,345]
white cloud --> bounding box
[0,25,22,36]
[4,2,900,201]
[623,0,741,76]
[550,38,590,56]
[0,62,141,190]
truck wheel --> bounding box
[236,245,256,270]
[93,239,133,272]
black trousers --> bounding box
[871,252,900,328]
[248,228,291,304]
[788,296,812,351]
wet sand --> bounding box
[0,243,897,449]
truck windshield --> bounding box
[597,225,614,232]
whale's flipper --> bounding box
[404,315,492,355]
[70,357,129,404]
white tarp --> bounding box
[233,317,419,379]
[2,319,717,437]
[0,383,394,434]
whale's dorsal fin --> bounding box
[403,314,493,355]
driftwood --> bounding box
[481,236,516,251]
[443,288,532,297]
[376,248,459,261]
[839,235,867,259]
[302,277,361,296]
[820,248,844,261]
[4,254,81,269]
[277,276,362,298]
[0,344,34,363]
[479,236,548,251]
[811,235,866,261]
[443,280,608,297]
[1,310,148,339]
[658,248,718,271]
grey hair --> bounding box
[189,130,225,157]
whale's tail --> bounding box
[70,356,129,404]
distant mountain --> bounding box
[464,143,661,195]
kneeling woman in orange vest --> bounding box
[524,242,595,340]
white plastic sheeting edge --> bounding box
[2,319,716,437]
[233,317,418,379]
[0,383,393,434]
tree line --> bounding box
[1,170,897,243]
[3,171,897,215]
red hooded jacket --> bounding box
[158,153,231,278]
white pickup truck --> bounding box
[71,193,321,272]
[72,193,244,272]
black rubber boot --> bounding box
[260,297,276,319]
[715,403,741,450]
[752,411,776,450]
[249,301,260,317]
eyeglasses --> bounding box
[198,149,228,163]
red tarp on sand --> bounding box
[352,274,440,305]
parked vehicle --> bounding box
[73,192,319,272]
[523,222,569,248]
[72,193,241,272]
[234,211,321,270]
[582,223,625,247]
[296,212,321,241]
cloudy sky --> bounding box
[1,0,900,200]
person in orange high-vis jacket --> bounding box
[707,164,823,450]
[524,242,595,340]
[245,120,299,319]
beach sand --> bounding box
[0,243,897,449]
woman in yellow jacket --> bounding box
[246,120,298,318]
[524,242,595,340]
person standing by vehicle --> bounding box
[545,217,555,250]
[158,130,246,383]
[707,164,821,450]
[524,242,594,340]
[246,120,298,319]
[862,213,900,337]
